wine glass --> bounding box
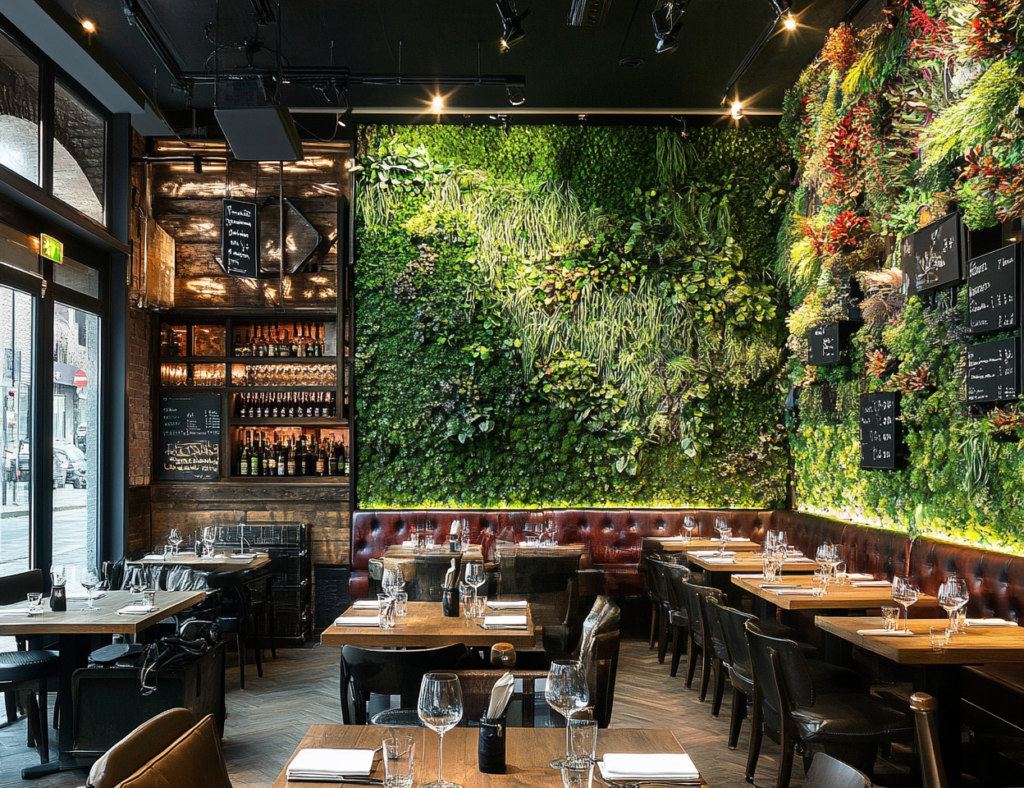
[382,565,405,597]
[417,673,463,788]
[938,576,969,635]
[465,562,486,598]
[546,660,591,768]
[125,565,145,595]
[168,528,183,555]
[81,569,100,609]
[202,526,219,559]
[891,576,919,632]
[682,515,697,544]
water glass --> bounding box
[929,626,949,652]
[143,590,156,608]
[393,591,408,617]
[546,661,590,768]
[378,594,396,629]
[27,592,44,616]
[163,545,175,560]
[383,736,415,788]
[881,606,900,632]
[568,718,598,767]
[459,583,476,616]
[762,555,778,584]
[560,766,593,788]
[812,570,829,598]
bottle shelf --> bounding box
[230,418,347,427]
[225,475,350,483]
[158,355,339,364]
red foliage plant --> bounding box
[906,5,952,61]
[966,0,1020,60]
[822,211,872,256]
[821,24,859,71]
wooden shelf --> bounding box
[230,418,347,427]
[223,475,350,484]
[160,356,338,364]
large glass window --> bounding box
[53,80,105,224]
[0,30,40,184]
[52,304,100,575]
[0,285,34,578]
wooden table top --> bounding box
[383,545,485,560]
[732,574,935,610]
[815,616,1024,665]
[645,536,759,554]
[272,726,704,788]
[130,552,272,572]
[321,601,538,648]
[0,590,206,635]
[687,553,820,573]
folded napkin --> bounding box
[703,557,736,564]
[118,604,157,615]
[856,629,918,637]
[483,615,528,628]
[228,554,256,562]
[733,574,764,580]
[0,607,29,616]
[141,555,166,562]
[965,618,1018,627]
[336,616,380,627]
[788,557,817,563]
[759,583,799,590]
[851,580,893,588]
[773,588,816,596]
[351,599,380,609]
[488,600,528,609]
[728,537,750,542]
[845,573,875,581]
[600,753,700,781]
[690,550,736,557]
[401,540,416,547]
[286,748,375,781]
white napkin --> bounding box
[703,557,736,564]
[286,749,375,780]
[352,599,380,609]
[228,554,256,562]
[845,573,876,581]
[851,580,892,588]
[600,753,700,781]
[0,607,29,616]
[488,600,528,609]
[691,550,736,557]
[788,557,817,563]
[728,537,750,542]
[336,616,380,627]
[856,629,918,637]
[141,555,165,562]
[117,604,157,615]
[401,540,416,547]
[483,615,528,627]
[965,618,1018,627]
[773,588,816,596]
[486,672,515,719]
[734,574,765,580]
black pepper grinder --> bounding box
[50,568,67,612]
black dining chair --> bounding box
[804,753,872,788]
[658,561,693,678]
[0,569,59,765]
[744,622,913,788]
[679,579,723,701]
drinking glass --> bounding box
[27,592,44,616]
[378,594,396,629]
[51,565,66,589]
[393,591,409,617]
[938,576,969,635]
[812,569,829,598]
[163,545,175,561]
[417,673,463,788]
[891,577,919,632]
[568,718,598,768]
[202,526,218,559]
[465,561,486,597]
[459,583,476,616]
[881,605,900,632]
[546,660,591,768]
[762,553,778,584]
[560,766,593,788]
[383,736,415,788]
[383,566,405,598]
[716,526,732,557]
[81,570,100,609]
[473,596,488,619]
[682,515,697,544]
[929,626,949,652]
[168,528,183,555]
[834,561,848,586]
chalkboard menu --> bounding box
[908,212,963,294]
[966,337,1020,404]
[807,324,840,365]
[860,392,902,470]
[222,199,259,279]
[900,234,916,297]
[158,394,222,481]
[968,244,1019,334]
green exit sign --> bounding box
[40,234,63,264]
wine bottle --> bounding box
[291,323,301,357]
[249,431,261,476]
[261,432,272,476]
[278,325,291,357]
[276,438,287,476]
[286,438,297,476]
[315,439,326,476]
[239,431,251,476]
[267,325,277,357]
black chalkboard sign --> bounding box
[807,324,841,366]
[966,337,1020,404]
[900,234,916,298]
[860,392,902,470]
[912,212,962,293]
[968,244,1019,334]
[158,394,222,481]
[222,199,259,279]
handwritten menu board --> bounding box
[968,244,1019,334]
[158,394,221,481]
[966,337,1019,404]
[807,323,841,366]
[911,212,962,293]
[860,392,902,470]
[222,199,259,279]
[900,234,917,297]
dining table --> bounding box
[644,536,760,554]
[0,589,206,779]
[732,573,934,614]
[816,615,1024,784]
[686,552,819,604]
[320,601,539,649]
[272,725,706,787]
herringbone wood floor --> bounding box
[0,639,811,788]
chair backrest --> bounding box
[0,569,45,606]
[498,551,581,596]
[646,557,672,605]
[706,596,747,670]
[86,708,199,788]
[744,621,813,735]
[680,580,719,645]
[410,554,464,602]
[804,753,872,788]
[573,596,621,728]
[910,693,949,788]
[110,714,231,788]
[340,643,469,724]
[450,670,538,725]
[661,562,690,614]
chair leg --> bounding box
[669,627,683,678]
[237,632,246,690]
[25,689,48,765]
[745,695,762,783]
[776,724,795,788]
[727,687,746,750]
[36,679,48,762]
[710,659,726,718]
[648,603,657,650]
[698,647,712,702]
[253,614,264,679]
[268,594,277,660]
[4,691,18,726]
[24,690,35,747]
[52,689,59,730]
[656,610,669,664]
[684,636,698,690]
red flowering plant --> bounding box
[958,140,1024,223]
[820,100,889,206]
[906,5,953,63]
[964,0,1020,60]
[822,211,872,256]
[821,24,859,72]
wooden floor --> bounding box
[0,638,817,788]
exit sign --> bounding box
[40,234,63,264]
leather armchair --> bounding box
[111,713,231,788]
[87,709,197,788]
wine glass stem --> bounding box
[565,715,572,760]
[437,731,445,784]
[901,603,909,631]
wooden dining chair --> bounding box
[804,753,872,788]
[910,693,949,788]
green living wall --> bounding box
[354,125,791,508]
[779,2,1024,553]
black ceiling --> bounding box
[53,0,857,122]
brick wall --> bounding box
[127,306,152,487]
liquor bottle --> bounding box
[312,323,322,357]
[250,431,261,477]
[234,332,244,357]
[302,437,315,476]
[303,324,313,357]
[278,326,291,357]
[260,432,271,476]
[276,437,287,476]
[291,323,301,357]
[267,325,277,358]
[286,438,297,476]
[287,392,296,419]
[253,326,264,357]
[317,323,326,356]
[244,327,255,357]
[239,432,251,476]
[315,439,326,477]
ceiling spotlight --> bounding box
[496,0,529,52]
[783,12,797,30]
[731,100,744,120]
[652,0,690,54]
[337,109,352,128]
[82,19,96,33]
[431,95,445,112]
[506,85,526,106]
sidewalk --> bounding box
[0,485,88,518]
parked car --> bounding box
[54,443,88,489]
[53,452,68,489]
